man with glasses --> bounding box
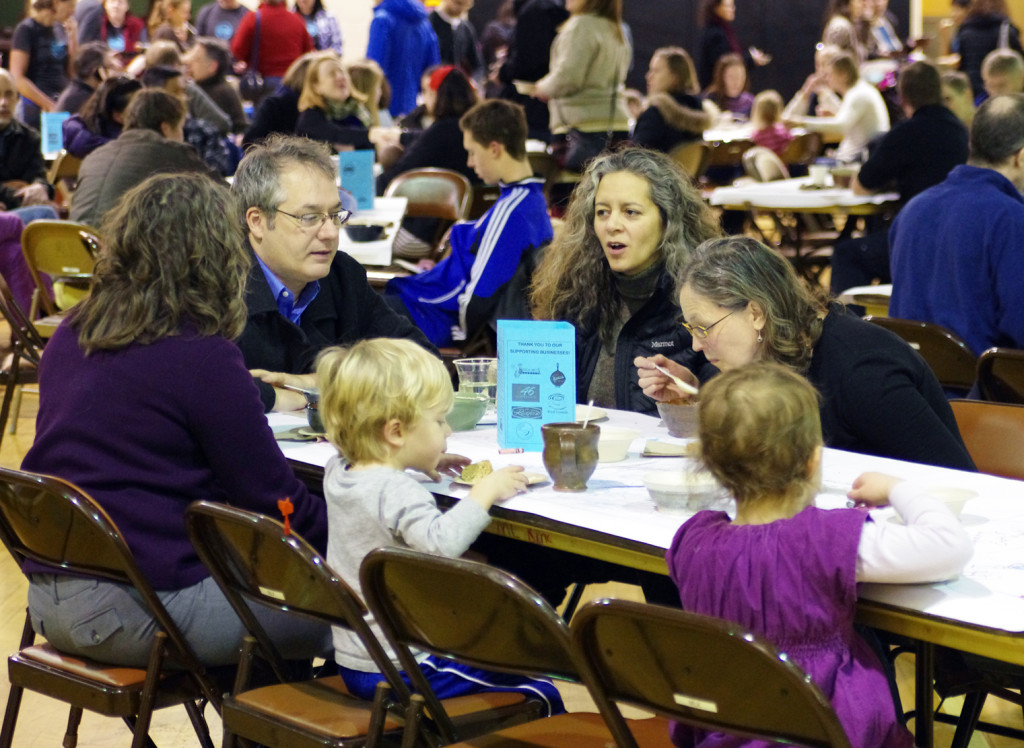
[232,134,433,413]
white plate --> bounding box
[575,405,608,422]
[451,471,548,487]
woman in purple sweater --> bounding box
[22,173,330,667]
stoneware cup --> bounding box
[542,422,600,492]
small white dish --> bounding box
[597,428,640,462]
[575,404,608,422]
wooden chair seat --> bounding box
[447,711,675,747]
[18,643,151,688]
[228,675,403,737]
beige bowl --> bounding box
[597,427,640,462]
[656,400,699,438]
[926,486,977,517]
[643,470,724,514]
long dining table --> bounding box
[273,407,1024,747]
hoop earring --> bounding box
[757,331,763,343]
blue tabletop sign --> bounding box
[497,320,576,451]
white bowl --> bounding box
[643,470,724,514]
[926,486,977,517]
[597,427,640,462]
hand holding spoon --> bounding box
[653,363,700,397]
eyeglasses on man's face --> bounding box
[275,207,352,231]
[681,309,737,339]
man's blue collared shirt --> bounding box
[255,253,320,325]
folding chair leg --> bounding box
[62,707,83,748]
[183,699,215,748]
[129,632,168,748]
[949,692,986,748]
[7,386,21,435]
[561,582,586,623]
[400,693,427,748]
[365,680,392,748]
[0,682,24,748]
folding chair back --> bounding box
[184,501,409,747]
[864,316,978,393]
[0,274,44,447]
[571,599,852,748]
[360,547,574,744]
[977,347,1024,405]
[384,168,472,261]
[669,141,712,180]
[0,467,220,748]
[742,145,789,182]
[949,399,1024,480]
[20,219,100,318]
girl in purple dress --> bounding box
[666,362,973,748]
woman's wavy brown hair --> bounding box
[530,146,721,345]
[73,173,250,353]
[678,236,828,373]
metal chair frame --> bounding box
[0,467,221,748]
[570,598,852,748]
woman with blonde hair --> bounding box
[534,0,632,171]
[146,0,196,49]
[242,49,318,147]
[294,53,373,150]
[633,46,710,153]
[531,146,721,413]
[22,173,330,667]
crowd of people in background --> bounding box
[5,2,1024,744]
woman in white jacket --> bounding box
[534,0,631,171]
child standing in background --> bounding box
[667,362,972,748]
[316,338,564,714]
[750,89,794,155]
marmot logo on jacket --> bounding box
[649,339,676,349]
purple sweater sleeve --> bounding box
[187,341,327,552]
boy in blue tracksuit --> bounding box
[385,99,552,347]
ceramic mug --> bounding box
[542,422,600,492]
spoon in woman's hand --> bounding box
[653,363,700,397]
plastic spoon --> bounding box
[581,399,595,428]
[653,364,700,397]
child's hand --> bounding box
[423,453,471,482]
[468,466,528,508]
[847,472,903,507]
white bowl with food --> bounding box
[643,470,724,514]
[597,427,640,462]
[926,486,977,517]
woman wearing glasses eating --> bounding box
[637,236,975,470]
[530,147,722,415]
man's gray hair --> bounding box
[231,134,336,230]
[969,93,1024,167]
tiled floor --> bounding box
[0,390,1020,746]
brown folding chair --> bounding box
[0,274,44,444]
[976,347,1024,405]
[949,399,1024,480]
[571,598,852,748]
[740,145,836,281]
[0,467,222,748]
[466,184,501,221]
[864,316,978,394]
[360,547,673,748]
[186,502,551,748]
[779,130,824,167]
[45,149,83,216]
[20,219,100,319]
[668,141,712,181]
[383,168,472,262]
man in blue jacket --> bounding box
[385,99,552,347]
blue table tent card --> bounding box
[337,150,374,211]
[41,111,70,159]
[497,320,576,451]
